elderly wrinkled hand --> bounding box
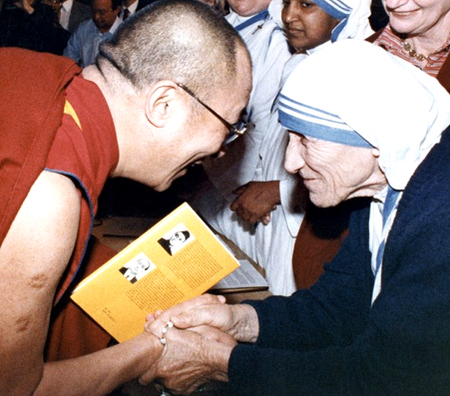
[145,293,226,324]
[146,295,260,344]
[145,294,238,344]
[140,318,234,394]
[142,294,259,392]
[145,293,238,348]
[146,317,237,347]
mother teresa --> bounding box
[143,40,450,395]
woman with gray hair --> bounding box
[145,40,450,395]
[370,0,450,90]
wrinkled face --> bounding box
[151,47,252,192]
[382,0,450,37]
[92,0,120,33]
[227,0,271,16]
[282,0,340,52]
[284,133,384,207]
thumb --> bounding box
[170,311,198,329]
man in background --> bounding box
[64,0,121,67]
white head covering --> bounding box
[279,40,450,302]
[268,0,284,27]
[278,40,450,191]
[314,0,374,41]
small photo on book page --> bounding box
[157,222,195,256]
[118,252,156,284]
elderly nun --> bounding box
[143,40,450,396]
[198,0,375,297]
[280,39,450,304]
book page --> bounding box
[211,258,268,293]
[71,203,240,343]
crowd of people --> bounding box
[1,0,450,395]
[194,0,375,296]
[0,0,155,59]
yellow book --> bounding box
[71,202,240,343]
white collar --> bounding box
[62,0,74,13]
[123,0,138,14]
[109,17,122,34]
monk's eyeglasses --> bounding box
[176,83,248,147]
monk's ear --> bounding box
[372,148,380,158]
[144,81,179,128]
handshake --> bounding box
[140,294,259,395]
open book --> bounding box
[72,202,243,343]
[211,234,269,294]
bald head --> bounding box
[97,0,249,100]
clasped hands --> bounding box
[140,294,256,395]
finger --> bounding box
[145,308,164,324]
[232,184,247,195]
[261,213,271,225]
[170,305,224,330]
[191,325,238,346]
[248,212,262,224]
[229,199,239,212]
[165,294,225,321]
[146,294,226,332]
[235,206,250,222]
[146,313,156,322]
[144,319,164,339]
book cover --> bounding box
[71,202,240,343]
